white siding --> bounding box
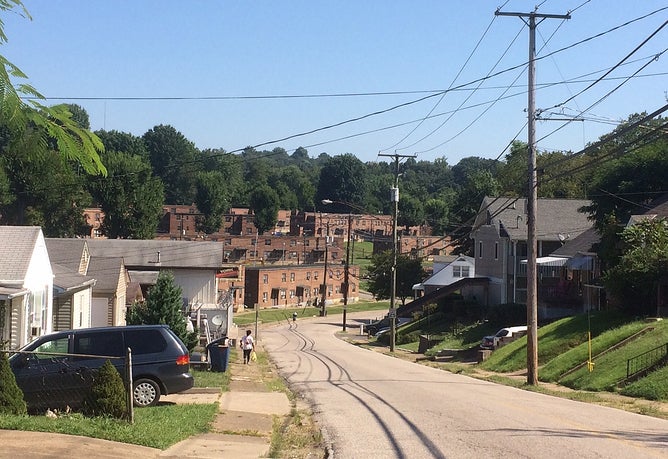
[173,269,218,308]
[22,231,53,343]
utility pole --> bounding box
[342,212,352,332]
[379,152,416,352]
[320,221,329,317]
[495,8,570,385]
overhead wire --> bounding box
[381,5,502,153]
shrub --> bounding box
[0,352,26,415]
[82,360,128,419]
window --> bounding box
[262,292,268,302]
[265,239,272,245]
[125,330,166,354]
[494,242,499,260]
[74,331,124,358]
[290,273,295,282]
[290,239,297,247]
[33,337,69,360]
[263,274,268,284]
[453,265,471,278]
[282,273,287,282]
[289,290,295,298]
[306,272,311,280]
[478,241,483,258]
[314,272,319,281]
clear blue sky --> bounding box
[4,1,667,165]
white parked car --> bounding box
[480,326,528,349]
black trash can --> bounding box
[207,337,229,372]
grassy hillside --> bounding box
[479,311,632,373]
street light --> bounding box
[322,199,352,332]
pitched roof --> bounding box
[45,238,88,273]
[551,227,600,257]
[87,256,124,292]
[0,226,43,282]
[474,197,592,242]
[52,262,96,292]
[85,239,224,269]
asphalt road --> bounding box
[261,312,668,459]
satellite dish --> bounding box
[211,315,224,326]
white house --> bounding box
[0,226,54,349]
[414,255,476,297]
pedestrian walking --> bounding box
[240,329,255,364]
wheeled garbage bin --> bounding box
[207,337,229,372]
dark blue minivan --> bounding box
[9,325,194,411]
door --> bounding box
[11,335,73,411]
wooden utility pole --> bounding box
[495,8,570,385]
[320,221,329,316]
[379,152,415,352]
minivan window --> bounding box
[73,331,124,357]
[33,337,69,360]
[125,329,167,355]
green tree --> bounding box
[65,103,90,130]
[603,218,668,316]
[143,125,200,204]
[126,271,198,351]
[315,154,367,213]
[0,351,26,415]
[249,185,280,234]
[88,151,164,239]
[398,193,424,234]
[82,360,128,419]
[201,149,244,205]
[451,168,500,254]
[0,138,92,235]
[424,197,451,235]
[367,251,427,305]
[0,2,105,176]
[194,170,229,234]
[496,141,527,196]
[96,130,149,160]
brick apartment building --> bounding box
[82,204,444,311]
[244,263,360,309]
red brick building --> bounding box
[244,263,360,309]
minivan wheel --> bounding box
[133,378,160,407]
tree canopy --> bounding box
[367,251,427,305]
[0,1,106,176]
[603,218,668,316]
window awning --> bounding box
[520,256,568,266]
[0,287,29,300]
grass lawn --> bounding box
[234,301,390,327]
[0,403,218,449]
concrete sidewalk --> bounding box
[0,341,293,459]
[162,344,292,458]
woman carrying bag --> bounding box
[240,329,255,364]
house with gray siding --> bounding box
[471,197,592,317]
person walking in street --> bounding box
[240,329,255,364]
